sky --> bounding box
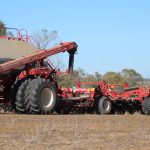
[1,0,150,77]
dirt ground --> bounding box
[0,114,150,150]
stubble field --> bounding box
[0,114,150,150]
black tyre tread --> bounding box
[15,79,31,113]
[142,97,150,115]
[93,98,100,114]
[24,77,56,114]
[11,78,29,111]
[24,79,36,111]
[98,96,112,114]
[11,79,22,109]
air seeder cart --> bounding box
[0,28,77,114]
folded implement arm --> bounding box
[0,42,77,73]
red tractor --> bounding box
[0,28,77,114]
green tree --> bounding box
[33,29,61,69]
[58,70,79,87]
[121,69,143,86]
[83,73,96,82]
[77,68,85,81]
[102,71,123,84]
[95,72,102,81]
[0,20,7,36]
[33,29,58,49]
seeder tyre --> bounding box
[24,77,56,114]
[98,96,112,114]
[142,97,150,115]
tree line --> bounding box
[58,68,144,87]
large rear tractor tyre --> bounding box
[142,97,150,115]
[25,77,56,114]
[15,79,31,113]
[98,96,112,114]
[11,79,26,111]
[11,81,21,109]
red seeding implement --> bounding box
[0,28,77,114]
[57,81,150,115]
[95,83,150,115]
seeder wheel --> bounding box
[98,96,112,114]
[142,97,150,115]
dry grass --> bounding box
[0,114,149,150]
